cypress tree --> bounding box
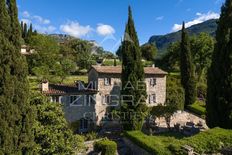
[120,6,148,130]
[25,23,33,43]
[28,23,33,37]
[0,0,34,154]
[23,23,27,40]
[113,58,117,66]
[206,0,232,129]
[180,22,196,106]
[20,21,24,38]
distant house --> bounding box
[20,45,35,55]
[41,65,167,132]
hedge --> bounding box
[124,131,173,155]
[94,139,117,155]
[187,101,206,117]
[125,128,232,155]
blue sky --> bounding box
[17,0,224,52]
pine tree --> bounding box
[180,22,196,106]
[120,6,148,130]
[0,0,34,153]
[206,0,232,129]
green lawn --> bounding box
[63,75,88,84]
[187,100,206,117]
[125,128,232,155]
[102,59,122,66]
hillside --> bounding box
[48,34,76,42]
[148,19,218,53]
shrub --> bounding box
[171,127,232,154]
[84,131,98,141]
[166,76,185,110]
[187,101,206,117]
[125,128,232,155]
[94,139,117,155]
[197,83,207,100]
[124,131,172,155]
[69,120,80,134]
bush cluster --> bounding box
[125,128,232,155]
[187,100,206,117]
[166,75,185,110]
[124,131,172,154]
[84,131,98,141]
[94,139,117,155]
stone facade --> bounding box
[44,65,167,132]
[88,66,167,125]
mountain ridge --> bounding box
[148,19,218,53]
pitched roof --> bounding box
[90,65,167,75]
[43,84,97,96]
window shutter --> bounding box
[104,78,111,85]
[153,94,156,103]
[150,78,156,86]
[149,95,152,103]
[104,78,107,85]
[102,96,105,104]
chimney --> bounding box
[41,80,49,92]
[152,64,155,68]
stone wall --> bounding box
[145,74,166,106]
[95,74,121,125]
[61,95,96,123]
[88,69,167,125]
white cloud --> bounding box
[34,24,56,34]
[21,18,31,25]
[60,21,93,38]
[22,11,30,18]
[33,15,50,25]
[155,16,164,21]
[96,24,115,36]
[20,11,56,34]
[172,11,220,32]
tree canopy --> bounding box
[206,0,232,129]
[180,23,197,106]
[120,6,148,130]
[0,0,35,153]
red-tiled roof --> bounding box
[43,84,97,96]
[90,65,167,75]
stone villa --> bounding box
[42,65,167,132]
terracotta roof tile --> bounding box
[90,65,167,75]
[43,84,97,95]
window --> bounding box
[87,95,95,105]
[70,96,78,104]
[51,96,59,103]
[102,95,110,104]
[80,119,88,129]
[104,78,111,85]
[150,78,156,86]
[105,95,110,104]
[149,94,156,104]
